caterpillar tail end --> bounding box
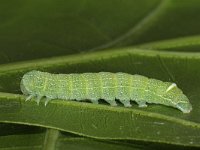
[176,102,192,113]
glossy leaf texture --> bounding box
[1,0,200,64]
[1,0,200,149]
[1,49,200,148]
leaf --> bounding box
[1,0,200,149]
[0,128,196,150]
[136,35,200,52]
[0,123,44,136]
[1,0,200,64]
[0,133,45,150]
[0,0,160,64]
[0,49,200,147]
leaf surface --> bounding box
[1,0,200,149]
[0,49,200,147]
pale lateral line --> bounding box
[69,75,73,99]
[99,74,103,98]
[42,75,48,93]
[84,75,88,98]
[113,74,117,97]
[89,0,168,50]
[129,75,133,100]
[71,85,177,105]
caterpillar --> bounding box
[20,70,192,113]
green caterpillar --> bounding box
[20,70,192,113]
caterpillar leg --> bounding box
[25,95,34,101]
[44,97,52,106]
[119,100,132,107]
[104,99,117,106]
[136,101,147,108]
[36,96,43,105]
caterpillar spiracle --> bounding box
[20,70,192,113]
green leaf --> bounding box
[0,0,160,64]
[1,0,200,149]
[0,123,44,136]
[0,128,196,150]
[0,49,200,147]
[136,35,200,52]
[1,0,200,64]
[0,133,44,150]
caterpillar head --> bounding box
[20,70,41,95]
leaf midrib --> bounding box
[0,48,200,74]
[0,92,199,129]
